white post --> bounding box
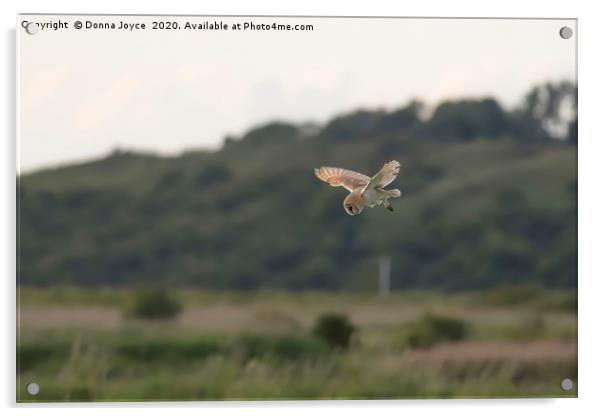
[378,255,391,296]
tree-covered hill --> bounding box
[17,82,577,291]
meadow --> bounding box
[17,287,577,402]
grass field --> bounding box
[16,287,577,402]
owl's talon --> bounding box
[386,206,394,211]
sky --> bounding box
[18,16,576,172]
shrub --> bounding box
[403,313,468,349]
[311,313,355,349]
[128,289,181,320]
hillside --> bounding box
[17,83,577,291]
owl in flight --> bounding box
[314,160,402,216]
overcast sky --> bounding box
[18,16,576,172]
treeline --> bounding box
[17,81,577,291]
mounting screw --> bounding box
[25,22,39,35]
[560,378,574,391]
[26,382,39,396]
[559,26,573,40]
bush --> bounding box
[128,290,182,320]
[403,313,468,349]
[311,313,355,349]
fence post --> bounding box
[378,255,391,296]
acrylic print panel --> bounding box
[17,15,577,402]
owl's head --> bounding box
[343,193,365,216]
[344,204,362,216]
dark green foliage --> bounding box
[320,110,386,141]
[376,101,423,134]
[19,332,327,372]
[403,314,468,349]
[514,81,577,142]
[229,334,329,361]
[567,120,577,144]
[312,313,355,349]
[17,81,577,291]
[68,387,94,402]
[128,290,182,320]
[240,122,299,145]
[117,337,221,361]
[426,98,510,141]
[17,342,70,372]
[195,164,232,187]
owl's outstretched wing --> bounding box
[362,160,401,193]
[314,166,370,193]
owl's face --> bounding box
[343,192,366,216]
[344,204,363,216]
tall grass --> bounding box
[17,288,577,401]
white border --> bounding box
[3,1,601,415]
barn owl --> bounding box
[314,160,402,216]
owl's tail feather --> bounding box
[384,189,402,198]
